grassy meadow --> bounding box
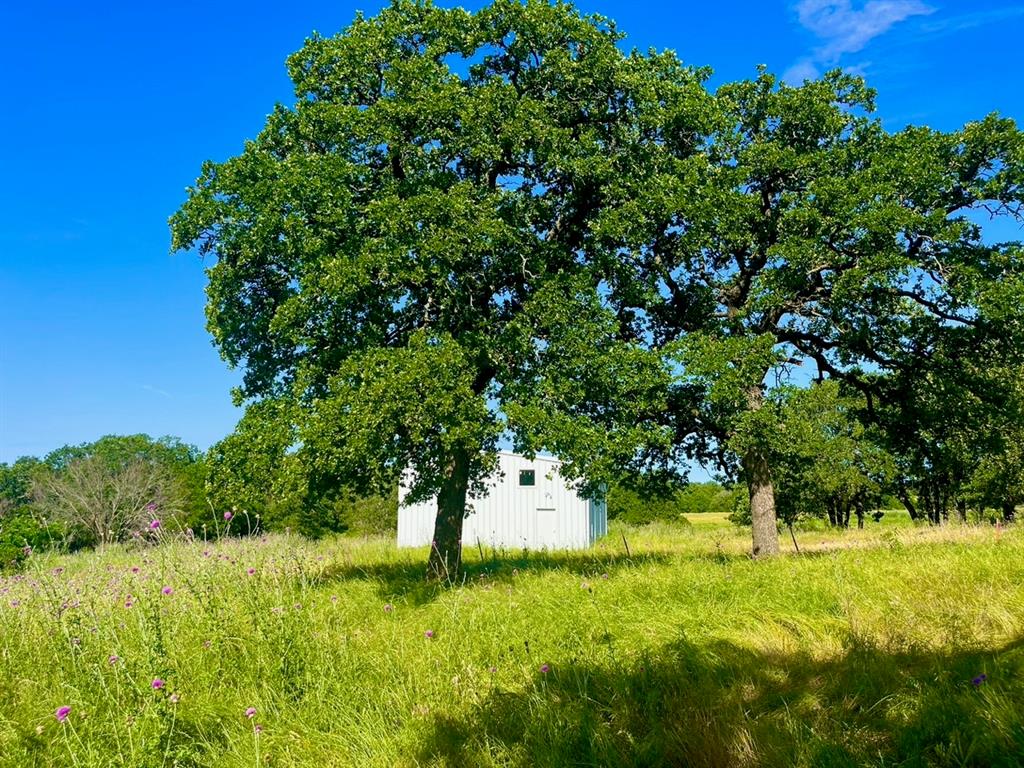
[2,516,1023,767]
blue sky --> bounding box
[1,0,1022,463]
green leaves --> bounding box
[171,0,711,521]
[301,331,500,503]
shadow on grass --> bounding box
[321,550,675,606]
[415,634,1024,768]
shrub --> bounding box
[0,508,55,571]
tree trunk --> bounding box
[743,385,780,559]
[743,450,779,559]
[826,500,837,527]
[896,483,919,521]
[426,447,471,583]
[955,499,967,524]
[841,501,851,529]
[1002,501,1016,523]
[855,495,865,530]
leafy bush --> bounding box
[0,509,55,571]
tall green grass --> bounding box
[1,520,1022,767]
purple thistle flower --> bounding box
[149,519,161,530]
[972,673,988,687]
[540,663,551,674]
[145,502,157,512]
[247,568,256,576]
[245,707,257,719]
[254,723,263,733]
[108,655,119,665]
[224,511,233,521]
[161,586,173,596]
[55,706,71,722]
[424,629,435,639]
[152,678,165,690]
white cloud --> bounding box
[784,0,934,80]
[782,59,821,84]
[796,0,935,62]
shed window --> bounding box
[519,469,536,487]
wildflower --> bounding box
[540,663,551,674]
[109,655,119,664]
[53,567,64,576]
[224,511,233,521]
[489,666,497,674]
[124,597,134,608]
[424,629,435,639]
[161,586,173,596]
[169,693,180,704]
[22,545,32,557]
[131,566,140,574]
[254,723,263,733]
[247,568,255,576]
[601,573,609,580]
[152,679,165,690]
[203,640,212,649]
[55,706,71,722]
[972,673,988,687]
[149,519,161,530]
[383,603,393,613]
[330,595,338,603]
[245,707,257,719]
[145,502,157,512]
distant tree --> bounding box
[0,457,46,517]
[32,456,184,547]
[29,435,207,545]
[774,383,894,530]
[171,0,705,580]
[601,69,1024,556]
[0,458,52,569]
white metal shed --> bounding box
[397,452,607,550]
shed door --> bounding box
[534,467,559,548]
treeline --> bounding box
[0,434,395,570]
[608,482,737,524]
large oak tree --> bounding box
[603,70,1024,556]
[171,0,704,580]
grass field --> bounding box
[2,516,1023,767]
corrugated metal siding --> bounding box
[397,452,607,550]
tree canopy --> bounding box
[173,0,1024,569]
[171,0,706,579]
[596,68,1024,555]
